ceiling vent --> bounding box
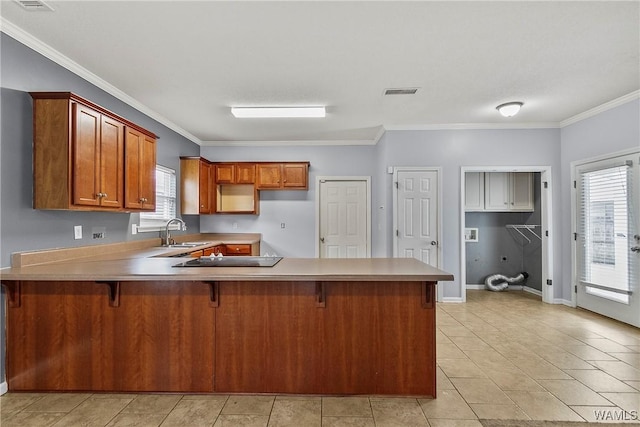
[14,0,54,11]
[384,88,419,96]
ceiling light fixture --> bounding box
[496,102,523,117]
[231,106,326,118]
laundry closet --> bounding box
[464,171,543,294]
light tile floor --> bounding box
[1,291,639,426]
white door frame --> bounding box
[315,176,372,258]
[570,147,640,309]
[392,167,444,302]
[460,166,554,304]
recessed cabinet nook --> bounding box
[31,92,157,212]
[465,172,534,212]
[180,157,309,215]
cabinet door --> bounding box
[236,163,256,184]
[140,135,156,210]
[484,172,510,211]
[98,116,124,208]
[256,164,282,189]
[225,244,252,256]
[282,163,308,189]
[199,161,213,214]
[125,128,156,210]
[215,164,235,184]
[511,172,534,211]
[72,104,101,206]
[464,172,484,211]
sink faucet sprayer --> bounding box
[164,218,187,246]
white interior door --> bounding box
[575,152,640,327]
[318,179,369,258]
[394,169,440,268]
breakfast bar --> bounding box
[1,245,453,397]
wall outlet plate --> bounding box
[74,225,82,240]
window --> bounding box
[139,165,177,231]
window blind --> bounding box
[140,165,177,227]
[578,163,635,303]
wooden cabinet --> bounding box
[484,172,534,212]
[224,244,251,256]
[215,164,235,184]
[236,163,256,184]
[215,163,256,184]
[216,184,259,214]
[31,92,157,212]
[256,162,309,190]
[180,157,214,214]
[124,127,156,211]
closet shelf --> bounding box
[506,224,541,244]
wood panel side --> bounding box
[7,281,215,392]
[33,98,71,209]
[180,157,201,215]
[215,281,323,393]
[322,281,436,396]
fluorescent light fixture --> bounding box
[231,106,325,118]
[496,102,523,117]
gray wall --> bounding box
[465,174,543,290]
[0,33,200,383]
[560,99,640,302]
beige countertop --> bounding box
[0,233,454,282]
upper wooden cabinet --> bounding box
[215,163,256,184]
[256,162,309,190]
[31,92,157,212]
[180,157,214,214]
[124,128,156,211]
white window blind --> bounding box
[139,165,176,230]
[578,163,635,303]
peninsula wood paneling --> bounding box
[215,281,323,393]
[7,281,215,392]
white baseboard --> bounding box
[555,298,575,307]
[0,381,7,395]
[523,286,542,296]
[442,297,464,303]
[466,284,485,290]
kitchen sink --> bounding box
[161,243,199,248]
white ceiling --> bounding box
[1,1,639,145]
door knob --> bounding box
[320,237,325,243]
[430,241,438,246]
[631,246,640,253]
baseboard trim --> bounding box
[523,286,542,296]
[555,298,575,307]
[0,381,7,395]
[442,297,464,303]
[466,284,485,290]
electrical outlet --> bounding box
[92,226,106,239]
[281,222,285,229]
[232,222,238,229]
[131,224,137,235]
[74,225,82,240]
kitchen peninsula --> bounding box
[1,237,453,398]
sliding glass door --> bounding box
[575,152,639,327]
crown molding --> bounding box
[383,122,560,131]
[201,138,379,147]
[560,90,640,128]
[0,17,202,145]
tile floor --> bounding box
[1,290,639,426]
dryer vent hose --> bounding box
[484,272,529,292]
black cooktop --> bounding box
[173,256,283,268]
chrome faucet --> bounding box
[164,218,187,246]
